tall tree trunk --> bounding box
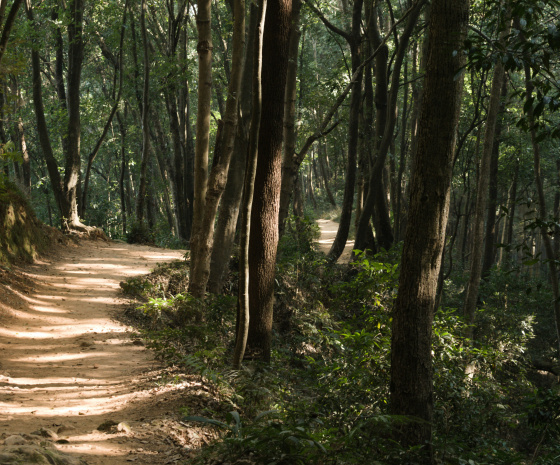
[233,0,266,369]
[117,111,128,235]
[278,0,302,237]
[482,81,508,277]
[390,0,469,458]
[190,0,213,272]
[135,0,151,224]
[25,0,85,230]
[521,53,560,357]
[189,0,245,298]
[209,5,258,295]
[463,11,509,335]
[246,0,292,362]
[327,0,363,261]
[354,0,425,254]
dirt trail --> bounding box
[316,219,353,262]
[0,222,348,463]
[0,241,192,464]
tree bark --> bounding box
[390,0,469,458]
[190,0,213,272]
[246,0,292,362]
[135,0,152,224]
[482,81,508,277]
[278,0,303,237]
[326,0,363,261]
[189,0,245,298]
[25,0,86,230]
[233,0,266,369]
[463,11,510,336]
[353,0,425,254]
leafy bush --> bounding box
[185,410,327,465]
[126,220,154,244]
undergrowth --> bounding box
[120,218,560,464]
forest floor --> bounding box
[0,220,345,464]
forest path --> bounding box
[0,241,194,465]
[316,218,354,262]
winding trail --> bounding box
[316,218,354,262]
[0,241,187,464]
[0,222,349,463]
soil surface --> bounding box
[316,219,353,262]
[0,240,213,465]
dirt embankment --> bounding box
[0,183,61,265]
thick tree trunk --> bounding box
[246,0,292,362]
[390,0,469,458]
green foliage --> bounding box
[185,410,327,465]
[278,214,321,260]
[126,220,154,244]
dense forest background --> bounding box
[2,0,560,463]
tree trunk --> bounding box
[117,111,128,235]
[233,0,266,369]
[482,81,508,277]
[25,0,85,230]
[135,0,152,224]
[390,0,469,458]
[521,52,560,357]
[190,0,213,274]
[189,0,245,298]
[278,0,302,237]
[354,0,425,254]
[246,0,292,362]
[327,0,363,261]
[209,5,258,294]
[463,11,509,335]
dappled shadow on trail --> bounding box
[0,240,187,464]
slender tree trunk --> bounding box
[135,0,152,224]
[15,117,30,195]
[327,0,363,261]
[234,0,266,368]
[390,0,469,458]
[278,0,302,237]
[190,0,213,273]
[209,5,258,294]
[463,12,509,335]
[117,111,128,235]
[354,0,425,253]
[522,57,560,357]
[189,0,245,298]
[246,0,292,362]
[482,81,508,277]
